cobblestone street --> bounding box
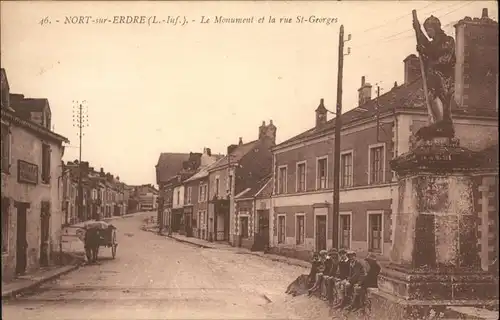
[2,213,331,320]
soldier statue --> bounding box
[412,11,457,140]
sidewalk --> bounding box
[2,264,81,300]
[167,233,310,269]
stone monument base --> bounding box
[376,136,499,319]
[369,264,499,319]
[369,289,498,320]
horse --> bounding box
[84,227,103,263]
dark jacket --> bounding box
[309,257,321,280]
[338,259,350,280]
[364,258,381,288]
[348,259,366,285]
[324,257,333,275]
[326,258,339,277]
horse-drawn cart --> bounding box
[77,220,118,262]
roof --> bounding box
[277,79,425,148]
[156,153,191,184]
[209,140,260,171]
[276,78,498,150]
[0,107,69,144]
[235,174,272,200]
[184,156,227,183]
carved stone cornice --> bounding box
[390,137,484,177]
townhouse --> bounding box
[1,68,69,280]
[182,148,223,239]
[234,174,272,250]
[269,10,498,264]
[156,152,192,230]
[133,184,159,212]
[207,120,276,245]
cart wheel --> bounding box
[111,231,117,259]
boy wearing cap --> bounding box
[349,253,381,313]
[343,251,367,311]
[335,250,366,310]
[333,249,349,306]
[308,250,327,295]
[324,248,339,303]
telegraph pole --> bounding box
[332,25,351,250]
[73,101,89,222]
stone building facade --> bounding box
[1,70,69,280]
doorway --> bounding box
[315,215,327,252]
[16,202,29,275]
[40,202,51,267]
[257,210,269,250]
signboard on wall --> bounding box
[17,160,38,185]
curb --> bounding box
[168,235,215,249]
[2,263,82,300]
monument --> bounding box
[369,10,499,319]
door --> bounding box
[369,213,382,253]
[258,210,270,247]
[16,203,28,275]
[316,215,327,252]
[339,214,351,249]
[185,212,192,237]
[40,203,50,267]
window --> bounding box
[215,178,220,197]
[369,145,384,184]
[339,214,351,249]
[41,143,51,184]
[369,213,383,253]
[1,198,9,253]
[199,185,203,202]
[340,152,353,188]
[176,190,180,205]
[186,187,192,204]
[228,175,233,193]
[278,215,285,244]
[317,157,327,189]
[278,166,287,194]
[203,185,207,201]
[296,214,305,245]
[1,124,10,174]
[296,162,306,192]
[240,216,249,238]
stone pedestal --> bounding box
[371,137,499,319]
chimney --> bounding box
[227,144,238,155]
[454,8,498,111]
[403,54,421,84]
[315,98,327,127]
[206,148,211,156]
[258,120,277,145]
[394,81,398,88]
[258,121,266,140]
[357,76,372,106]
[238,137,243,145]
[100,168,104,173]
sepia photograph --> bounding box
[1,1,498,319]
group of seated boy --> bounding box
[307,248,381,313]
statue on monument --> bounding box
[412,11,457,140]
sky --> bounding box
[1,1,497,186]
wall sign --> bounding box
[17,160,39,185]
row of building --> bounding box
[156,9,498,270]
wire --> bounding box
[351,1,477,49]
[359,1,438,34]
